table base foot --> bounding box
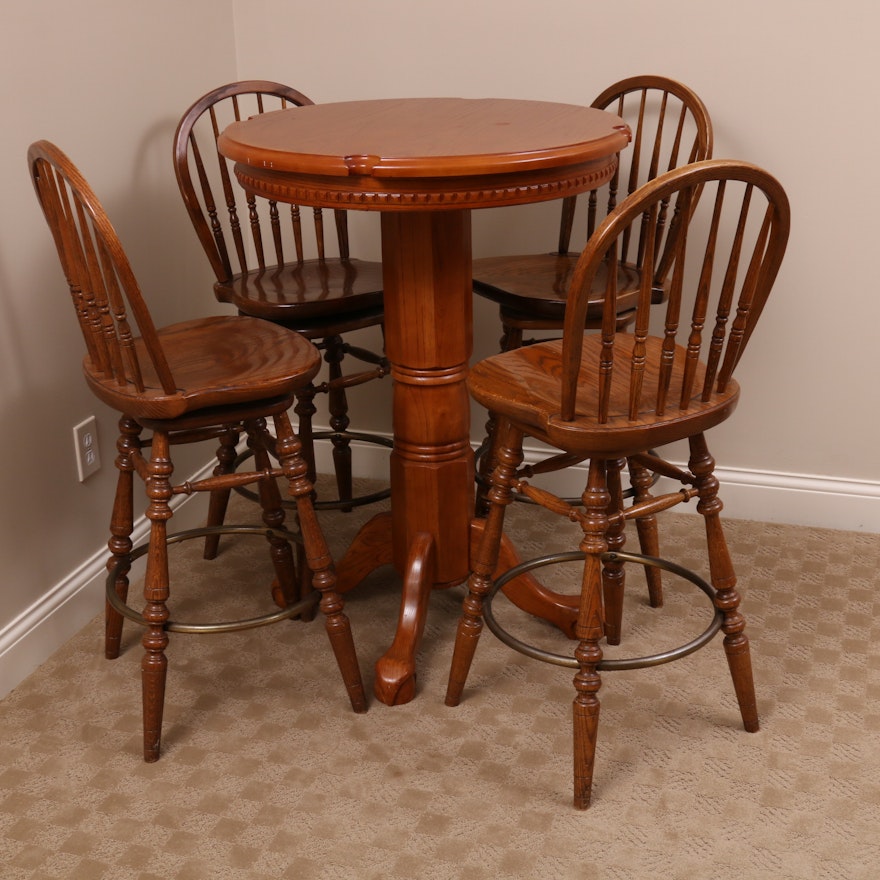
[335,512,581,708]
[374,532,436,705]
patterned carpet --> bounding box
[1,478,879,879]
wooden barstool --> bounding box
[447,159,790,807]
[173,81,391,564]
[29,140,367,762]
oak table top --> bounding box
[219,97,629,204]
[219,97,630,705]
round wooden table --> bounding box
[219,97,630,704]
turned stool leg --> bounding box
[293,387,320,614]
[294,385,318,486]
[689,433,759,732]
[447,421,524,706]
[246,418,299,608]
[475,325,522,518]
[572,458,609,809]
[106,417,141,660]
[323,335,354,511]
[274,410,367,713]
[628,456,663,607]
[141,429,173,762]
[203,427,239,560]
[602,458,627,646]
[474,410,499,518]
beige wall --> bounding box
[1,1,239,689]
[1,0,877,693]
[233,0,880,480]
[233,0,880,525]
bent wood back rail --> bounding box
[219,97,631,704]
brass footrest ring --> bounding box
[483,550,723,671]
[232,431,392,510]
[106,525,320,634]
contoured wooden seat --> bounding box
[447,159,790,808]
[173,80,390,534]
[29,140,367,762]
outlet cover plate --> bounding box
[73,416,101,481]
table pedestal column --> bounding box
[383,210,474,587]
[334,209,581,705]
[344,210,474,705]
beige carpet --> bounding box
[1,478,879,879]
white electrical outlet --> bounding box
[73,416,101,481]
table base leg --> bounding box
[335,511,580,707]
[335,514,437,705]
[335,512,394,595]
[373,532,436,705]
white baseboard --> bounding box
[2,432,877,700]
[660,466,880,532]
[503,446,880,534]
[0,461,214,700]
[340,432,880,533]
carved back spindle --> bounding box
[678,180,726,407]
[558,195,578,254]
[187,122,231,279]
[289,204,305,263]
[334,210,351,261]
[647,104,689,275]
[560,160,789,428]
[595,240,620,424]
[41,170,106,372]
[717,198,775,390]
[246,190,268,272]
[209,102,249,276]
[656,193,693,414]
[87,207,141,390]
[646,90,669,183]
[29,141,177,397]
[269,198,284,267]
[627,202,661,420]
[56,171,119,379]
[313,207,326,262]
[632,90,671,271]
[701,185,752,399]
[619,89,647,264]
